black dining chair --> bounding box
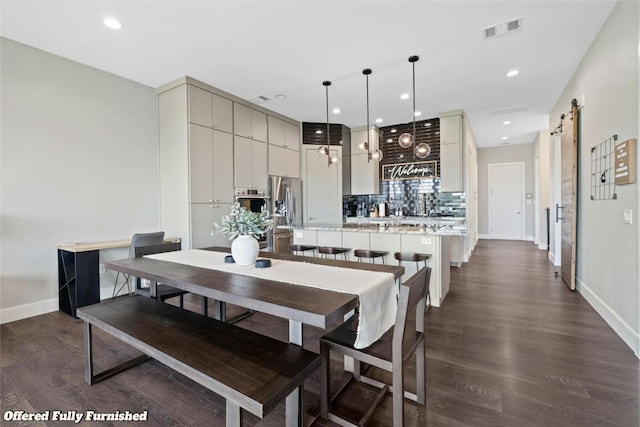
[320,267,431,426]
[112,231,165,298]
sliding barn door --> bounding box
[559,101,579,290]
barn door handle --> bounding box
[556,204,565,222]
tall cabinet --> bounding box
[438,110,478,265]
[158,77,302,249]
[159,82,236,249]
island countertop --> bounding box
[278,222,467,236]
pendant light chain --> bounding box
[324,80,331,167]
[364,68,372,163]
[410,55,419,160]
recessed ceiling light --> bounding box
[386,138,393,143]
[275,94,286,99]
[390,129,397,133]
[375,118,383,123]
[501,136,509,140]
[414,111,422,117]
[103,17,123,30]
[315,130,323,134]
[332,108,341,114]
[503,120,511,125]
[506,69,520,77]
[424,122,432,127]
[400,93,410,100]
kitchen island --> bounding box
[281,222,467,307]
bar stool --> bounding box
[353,249,389,264]
[317,246,350,260]
[289,244,317,257]
[394,252,431,308]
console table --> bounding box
[57,237,181,317]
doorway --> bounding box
[488,162,525,240]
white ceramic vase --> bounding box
[231,235,259,266]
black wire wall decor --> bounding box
[590,134,617,200]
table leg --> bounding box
[286,320,303,427]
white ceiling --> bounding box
[0,1,616,147]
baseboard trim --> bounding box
[1,287,116,325]
[548,251,561,266]
[0,298,58,324]
[538,243,548,250]
[480,234,532,241]
[577,277,639,358]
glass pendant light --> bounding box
[362,68,383,162]
[398,56,420,158]
[415,142,431,158]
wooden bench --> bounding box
[77,296,321,426]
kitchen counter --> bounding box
[287,223,455,307]
[279,222,467,236]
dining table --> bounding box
[105,246,404,426]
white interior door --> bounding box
[489,162,525,240]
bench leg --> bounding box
[226,400,242,427]
[285,387,303,427]
[83,321,150,385]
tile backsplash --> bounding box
[343,178,466,218]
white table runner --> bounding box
[145,249,397,349]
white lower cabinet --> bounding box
[369,233,400,265]
[190,203,232,249]
[341,232,370,262]
[317,231,342,249]
[292,229,317,246]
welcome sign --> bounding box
[382,160,438,180]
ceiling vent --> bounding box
[483,17,523,40]
[248,95,270,104]
[489,104,530,116]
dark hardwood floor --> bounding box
[1,240,638,426]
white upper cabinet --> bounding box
[440,114,461,145]
[189,124,234,203]
[234,103,267,142]
[234,136,268,189]
[268,116,300,178]
[439,113,463,192]
[284,121,301,151]
[268,116,286,147]
[188,85,232,133]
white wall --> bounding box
[548,0,639,355]
[534,130,551,250]
[477,143,536,238]
[0,38,160,322]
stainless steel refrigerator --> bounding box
[268,176,302,253]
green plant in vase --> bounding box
[214,202,273,265]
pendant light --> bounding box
[362,68,383,162]
[317,80,339,167]
[398,56,420,160]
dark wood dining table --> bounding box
[105,247,404,426]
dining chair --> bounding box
[112,231,165,298]
[133,242,194,311]
[320,267,431,426]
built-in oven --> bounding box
[234,188,269,248]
